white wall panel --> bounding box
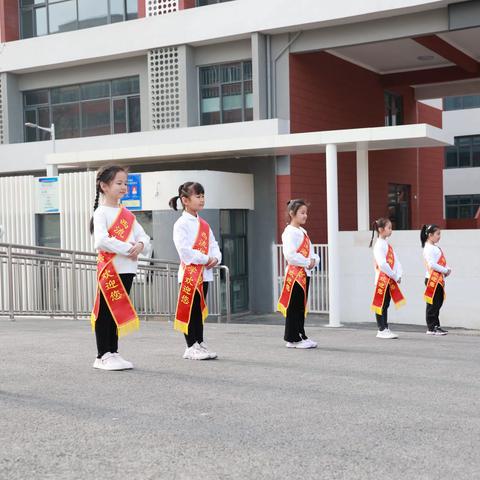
[0,176,35,245]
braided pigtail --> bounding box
[89,184,101,234]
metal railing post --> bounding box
[7,245,15,321]
[71,251,78,320]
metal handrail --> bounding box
[0,242,231,323]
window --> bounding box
[196,0,233,6]
[445,136,480,169]
[445,195,480,219]
[199,61,253,125]
[384,91,403,126]
[24,76,140,141]
[444,95,480,111]
[20,0,138,38]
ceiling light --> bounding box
[417,55,434,61]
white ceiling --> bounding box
[329,27,480,75]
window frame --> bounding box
[444,135,480,169]
[198,59,253,126]
[23,76,141,141]
[19,0,138,39]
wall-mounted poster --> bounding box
[121,174,142,211]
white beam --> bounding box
[356,146,370,231]
[326,143,342,328]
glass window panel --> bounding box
[462,95,476,109]
[81,81,110,100]
[78,0,108,29]
[445,147,458,168]
[24,89,49,106]
[445,206,457,219]
[220,63,241,83]
[201,111,220,125]
[35,6,47,36]
[127,96,141,132]
[48,0,77,34]
[232,211,246,235]
[126,0,138,20]
[21,9,34,38]
[34,0,45,4]
[25,110,38,142]
[472,137,480,167]
[458,137,472,167]
[459,205,471,218]
[220,211,231,235]
[113,98,127,134]
[222,83,242,123]
[52,103,80,139]
[200,66,218,86]
[110,0,126,23]
[222,83,242,110]
[112,77,140,96]
[36,214,60,248]
[21,0,35,5]
[243,61,252,80]
[81,99,111,137]
[38,107,51,140]
[201,87,220,113]
[51,85,80,104]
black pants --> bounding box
[95,273,135,358]
[284,277,310,343]
[375,285,391,331]
[425,278,444,331]
[184,282,209,348]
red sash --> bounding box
[174,217,209,334]
[90,207,140,337]
[371,244,406,315]
[277,233,310,318]
[424,248,447,304]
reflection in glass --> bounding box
[81,99,111,137]
[48,0,77,34]
[52,103,80,139]
[78,0,108,29]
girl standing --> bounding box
[421,224,451,336]
[370,218,405,339]
[278,199,319,349]
[90,165,150,371]
[170,182,222,360]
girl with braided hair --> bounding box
[90,165,150,371]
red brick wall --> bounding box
[0,0,19,42]
[286,51,444,243]
[138,0,146,18]
[179,0,196,9]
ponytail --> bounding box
[89,185,101,234]
[369,217,391,248]
[169,195,181,211]
[420,224,439,247]
[369,220,378,248]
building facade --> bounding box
[1,0,480,314]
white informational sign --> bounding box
[36,177,60,213]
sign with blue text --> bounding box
[121,174,142,211]
[36,177,59,213]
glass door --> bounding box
[220,210,248,312]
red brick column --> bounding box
[179,0,196,9]
[0,0,20,42]
[137,0,146,17]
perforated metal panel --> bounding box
[148,47,181,130]
[146,0,179,16]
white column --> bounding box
[326,143,342,327]
[356,146,370,231]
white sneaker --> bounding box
[426,330,436,335]
[285,341,299,348]
[113,353,133,369]
[304,338,318,348]
[199,342,217,359]
[183,343,210,360]
[376,329,398,339]
[93,352,126,370]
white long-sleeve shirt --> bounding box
[423,243,449,279]
[93,205,151,274]
[173,211,222,283]
[373,237,402,283]
[281,225,320,278]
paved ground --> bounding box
[1,316,480,480]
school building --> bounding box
[1,0,480,323]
